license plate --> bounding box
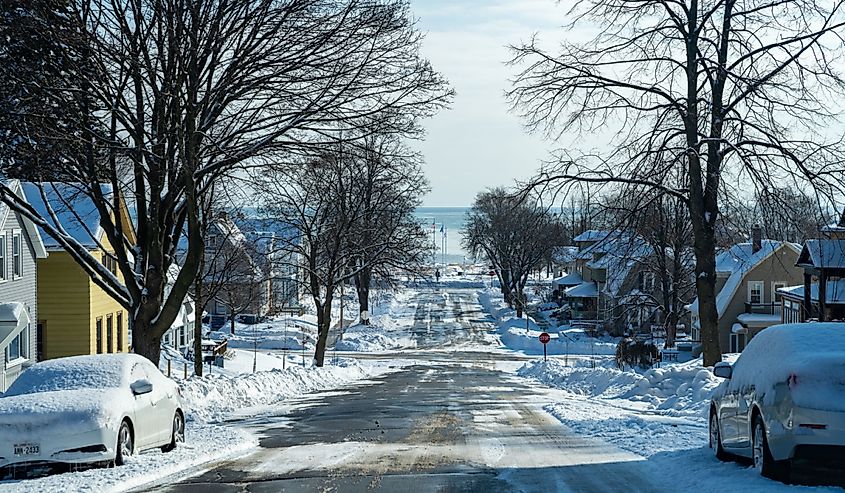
[13,443,39,456]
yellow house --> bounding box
[23,183,135,360]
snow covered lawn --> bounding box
[517,358,842,491]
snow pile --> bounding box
[180,358,378,422]
[518,358,722,418]
[725,323,845,412]
[334,329,412,351]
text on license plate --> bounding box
[14,443,39,456]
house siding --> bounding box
[0,210,40,390]
[37,251,92,359]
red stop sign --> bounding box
[539,332,551,344]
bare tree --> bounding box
[0,0,451,364]
[602,189,696,347]
[463,189,558,317]
[509,0,845,365]
[347,133,430,325]
[257,150,373,367]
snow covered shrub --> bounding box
[615,338,658,369]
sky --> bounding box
[409,1,570,207]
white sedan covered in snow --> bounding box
[710,323,845,481]
[0,353,185,470]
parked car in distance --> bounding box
[0,354,184,473]
[709,323,845,481]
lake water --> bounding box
[414,207,471,265]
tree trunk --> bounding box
[313,295,333,367]
[354,267,371,325]
[194,257,204,377]
[132,320,162,367]
[693,227,721,366]
[230,313,236,334]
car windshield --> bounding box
[3,355,125,396]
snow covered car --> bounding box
[0,353,185,470]
[709,323,845,480]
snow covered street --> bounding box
[4,286,844,492]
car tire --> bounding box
[709,410,729,461]
[115,420,134,466]
[161,410,185,453]
[752,415,790,482]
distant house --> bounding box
[203,213,271,328]
[236,217,301,315]
[779,225,845,323]
[22,182,133,359]
[688,229,802,353]
[0,180,48,391]
[161,265,197,352]
[557,230,667,334]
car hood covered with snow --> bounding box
[0,387,126,437]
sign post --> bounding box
[539,332,551,362]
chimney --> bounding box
[752,225,762,254]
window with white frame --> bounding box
[12,232,22,278]
[0,233,6,281]
[6,330,24,361]
[748,281,764,304]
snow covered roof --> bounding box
[797,239,845,269]
[553,272,583,288]
[688,240,800,317]
[21,182,114,250]
[0,302,29,350]
[585,236,652,297]
[564,281,599,298]
[736,313,782,325]
[552,246,579,264]
[236,217,299,242]
[778,280,845,305]
[573,230,612,243]
[0,180,48,259]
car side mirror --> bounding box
[130,379,153,395]
[713,362,733,379]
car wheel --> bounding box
[752,415,790,482]
[709,410,729,461]
[115,420,134,466]
[161,411,185,453]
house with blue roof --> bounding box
[21,182,134,359]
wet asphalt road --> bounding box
[144,288,659,493]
